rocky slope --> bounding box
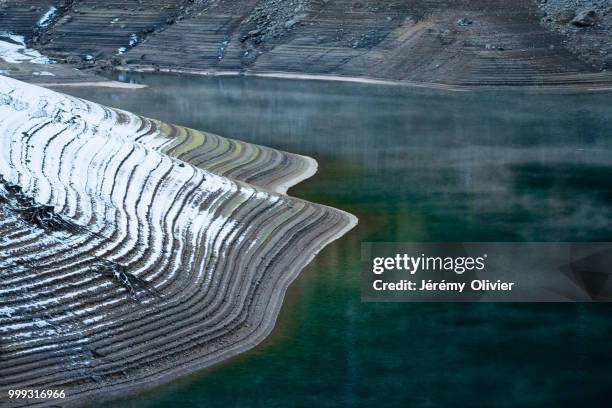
[538,0,611,70]
[0,0,610,87]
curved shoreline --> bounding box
[273,154,319,196]
[0,76,357,407]
[38,81,148,89]
[114,66,612,94]
[66,209,358,408]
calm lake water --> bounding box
[59,75,612,407]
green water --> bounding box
[60,75,612,407]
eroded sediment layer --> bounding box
[138,120,317,195]
[0,76,356,407]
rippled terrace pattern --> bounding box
[0,76,356,407]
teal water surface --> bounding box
[59,75,612,407]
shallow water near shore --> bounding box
[59,74,612,407]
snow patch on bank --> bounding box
[0,306,15,317]
[0,32,52,64]
[37,6,58,28]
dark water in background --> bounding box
[59,75,612,407]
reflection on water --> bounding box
[59,75,612,407]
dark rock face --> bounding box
[571,9,598,26]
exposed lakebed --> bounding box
[59,74,612,407]
[0,75,354,406]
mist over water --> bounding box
[60,75,612,407]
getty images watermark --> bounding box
[362,242,612,302]
[371,252,515,293]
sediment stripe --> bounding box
[138,118,317,194]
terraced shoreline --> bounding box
[0,76,356,407]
